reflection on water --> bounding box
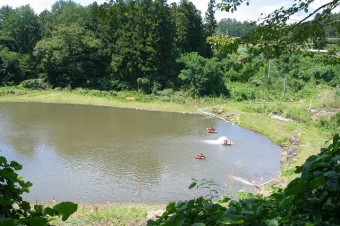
[0,103,281,203]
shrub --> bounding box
[19,79,49,90]
[229,83,256,101]
[177,53,228,97]
[0,156,78,225]
[137,77,152,94]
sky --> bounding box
[0,0,336,22]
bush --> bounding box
[316,112,340,135]
[0,156,78,225]
[229,83,256,101]
[137,77,152,94]
[19,79,49,90]
[177,53,228,97]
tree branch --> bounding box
[289,0,340,31]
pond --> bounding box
[0,103,281,203]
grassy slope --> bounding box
[0,89,196,113]
[60,203,165,225]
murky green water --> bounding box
[0,103,281,203]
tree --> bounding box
[0,47,22,85]
[110,0,176,90]
[0,6,16,51]
[0,5,41,54]
[172,0,206,56]
[51,0,90,27]
[0,5,14,30]
[37,10,55,38]
[215,18,253,37]
[110,0,144,89]
[204,0,217,58]
[204,0,217,37]
[215,0,340,61]
[34,24,107,89]
[177,52,228,97]
[149,0,177,88]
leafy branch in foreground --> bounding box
[148,134,340,225]
[0,156,78,226]
[213,0,340,60]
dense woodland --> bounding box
[0,0,339,100]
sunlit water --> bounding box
[0,103,281,203]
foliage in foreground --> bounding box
[0,156,78,226]
[149,134,340,225]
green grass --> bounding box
[49,203,164,226]
[0,87,197,114]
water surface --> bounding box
[0,103,281,203]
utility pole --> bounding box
[283,74,287,99]
[272,61,287,99]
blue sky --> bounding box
[0,0,333,22]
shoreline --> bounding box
[0,88,331,183]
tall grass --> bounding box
[53,203,164,226]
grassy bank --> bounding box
[61,203,165,225]
[34,202,164,226]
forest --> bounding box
[0,0,339,100]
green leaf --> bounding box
[279,195,294,207]
[0,156,7,164]
[326,179,340,192]
[265,218,279,226]
[285,179,307,196]
[25,181,33,187]
[0,168,18,180]
[21,201,31,210]
[323,202,335,211]
[313,214,322,224]
[189,181,197,189]
[53,202,78,221]
[44,207,57,216]
[166,202,177,213]
[34,205,45,214]
[9,161,22,170]
[192,223,206,226]
[332,134,339,146]
[27,217,48,226]
[324,171,339,179]
[309,176,326,188]
[300,160,314,179]
[218,196,231,203]
[331,155,340,162]
[230,219,245,224]
[241,210,254,215]
[1,218,18,226]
